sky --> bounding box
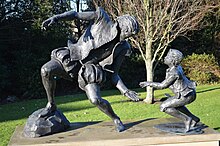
[70,0,88,12]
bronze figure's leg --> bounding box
[163,107,192,132]
[177,106,200,127]
[160,96,196,132]
[84,83,125,132]
[41,59,71,112]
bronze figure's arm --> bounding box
[41,11,98,29]
[139,75,178,89]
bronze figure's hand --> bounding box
[139,81,150,88]
[41,16,57,30]
[124,90,139,102]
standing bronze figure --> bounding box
[140,49,200,133]
[39,7,139,133]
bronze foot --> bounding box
[113,118,125,132]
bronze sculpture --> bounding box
[140,49,200,133]
[36,7,139,134]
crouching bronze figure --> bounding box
[140,49,200,134]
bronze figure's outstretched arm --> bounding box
[139,75,178,89]
[41,11,98,29]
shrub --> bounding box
[181,53,220,84]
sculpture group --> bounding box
[24,7,200,137]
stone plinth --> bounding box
[9,118,220,146]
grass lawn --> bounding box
[0,84,220,146]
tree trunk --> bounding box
[143,0,154,104]
[144,63,154,104]
[144,41,154,104]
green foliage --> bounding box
[0,0,72,100]
[181,53,220,84]
[171,10,220,64]
[0,84,220,146]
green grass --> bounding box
[1,84,220,146]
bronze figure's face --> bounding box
[164,49,183,66]
[117,15,139,40]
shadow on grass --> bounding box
[0,93,139,122]
[0,97,137,122]
[196,86,220,94]
[0,103,96,123]
[0,91,111,122]
[214,127,220,131]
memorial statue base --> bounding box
[9,118,220,146]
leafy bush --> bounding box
[181,53,220,84]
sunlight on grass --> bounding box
[0,84,220,146]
